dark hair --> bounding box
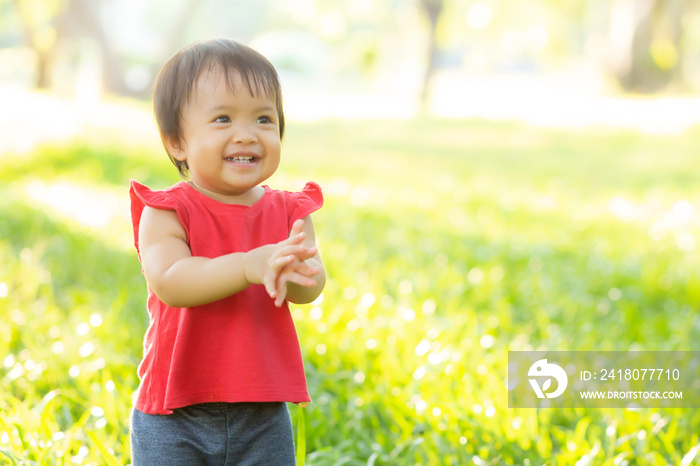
[153,38,285,177]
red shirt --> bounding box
[129,180,322,414]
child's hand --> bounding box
[244,219,320,306]
[268,219,321,307]
[269,221,321,307]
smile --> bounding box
[225,155,258,163]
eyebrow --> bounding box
[254,104,277,114]
[206,104,277,114]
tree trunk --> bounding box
[419,0,444,113]
[71,0,130,95]
[609,0,685,93]
[141,0,200,98]
[14,0,60,89]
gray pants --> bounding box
[130,402,296,465]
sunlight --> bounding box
[0,87,81,154]
[524,25,549,52]
[429,72,700,134]
[466,2,492,30]
[25,180,131,247]
[608,196,639,223]
[318,10,347,40]
[0,86,157,155]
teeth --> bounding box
[227,156,253,162]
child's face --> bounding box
[169,65,281,203]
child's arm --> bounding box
[273,216,326,307]
[138,206,315,308]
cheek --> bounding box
[190,133,223,155]
[264,136,282,158]
[266,144,281,172]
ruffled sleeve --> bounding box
[287,182,324,230]
[129,180,186,257]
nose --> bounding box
[232,123,257,145]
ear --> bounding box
[165,136,187,161]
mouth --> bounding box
[224,153,259,165]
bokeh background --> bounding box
[1,1,700,464]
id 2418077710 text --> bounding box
[580,368,680,381]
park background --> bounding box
[1,0,700,464]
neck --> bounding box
[187,182,264,206]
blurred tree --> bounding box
[418,0,444,112]
[11,0,201,96]
[8,0,699,99]
[13,0,66,88]
[12,0,127,92]
[419,0,695,96]
[129,0,201,97]
[608,0,687,92]
[63,0,130,95]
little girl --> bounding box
[129,38,325,465]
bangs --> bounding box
[195,57,279,103]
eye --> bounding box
[214,115,230,123]
[257,115,273,124]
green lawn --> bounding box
[1,116,700,465]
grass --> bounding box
[1,115,700,465]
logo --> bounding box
[528,359,568,399]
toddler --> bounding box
[129,38,325,465]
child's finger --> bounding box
[270,244,313,264]
[273,274,314,307]
[280,231,305,247]
[264,255,295,296]
[289,219,305,238]
[281,270,317,289]
[296,263,320,277]
[274,284,287,307]
[273,255,296,272]
[271,266,318,307]
[284,260,319,278]
[264,278,277,299]
[294,246,317,262]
